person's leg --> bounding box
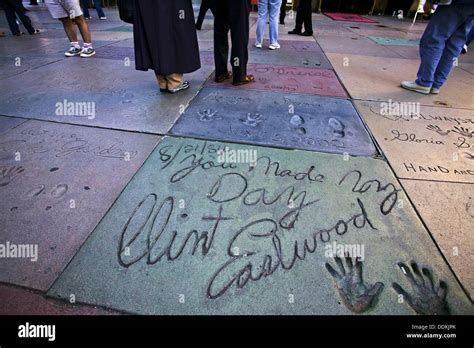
[416,6,467,88]
[10,0,36,34]
[467,26,473,46]
[166,74,184,90]
[75,15,92,44]
[2,1,21,35]
[279,0,286,24]
[93,0,105,18]
[229,0,251,83]
[156,74,168,91]
[269,0,282,45]
[301,0,313,34]
[256,0,269,45]
[80,0,91,18]
[60,17,79,42]
[214,0,231,79]
[196,0,209,29]
[432,10,474,89]
[289,0,303,33]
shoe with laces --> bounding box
[400,80,431,95]
[255,42,262,48]
[99,17,107,20]
[80,47,96,58]
[269,43,280,50]
[168,80,190,94]
[65,46,82,57]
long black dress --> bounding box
[134,0,201,76]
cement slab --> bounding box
[355,101,474,183]
[353,29,421,40]
[0,58,214,133]
[0,120,159,290]
[399,180,474,300]
[94,46,134,61]
[48,136,472,315]
[171,88,376,156]
[248,46,332,69]
[1,38,113,58]
[0,116,27,135]
[205,64,348,98]
[0,56,62,80]
[316,36,402,58]
[324,13,378,24]
[327,53,474,109]
[0,284,118,315]
[368,37,420,47]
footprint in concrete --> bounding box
[25,184,45,198]
[392,261,450,315]
[0,166,25,187]
[325,256,384,313]
[328,118,345,138]
[289,114,307,135]
[51,184,68,199]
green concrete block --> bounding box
[368,36,420,47]
[48,136,473,315]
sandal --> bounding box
[233,75,255,86]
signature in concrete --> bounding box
[117,143,401,299]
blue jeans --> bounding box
[416,5,474,89]
[81,0,105,18]
[256,0,282,45]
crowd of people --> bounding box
[0,0,472,95]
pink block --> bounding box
[0,284,119,315]
[324,12,378,23]
[206,64,348,98]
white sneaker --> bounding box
[400,80,431,95]
[65,46,82,57]
[99,17,107,20]
[269,43,281,50]
[430,87,441,95]
[80,47,96,58]
[255,42,262,48]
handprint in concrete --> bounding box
[392,261,450,315]
[325,256,384,313]
[0,166,25,187]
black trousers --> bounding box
[0,0,35,35]
[196,0,216,29]
[295,0,313,34]
[214,0,251,82]
[280,0,286,24]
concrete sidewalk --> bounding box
[0,4,472,315]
